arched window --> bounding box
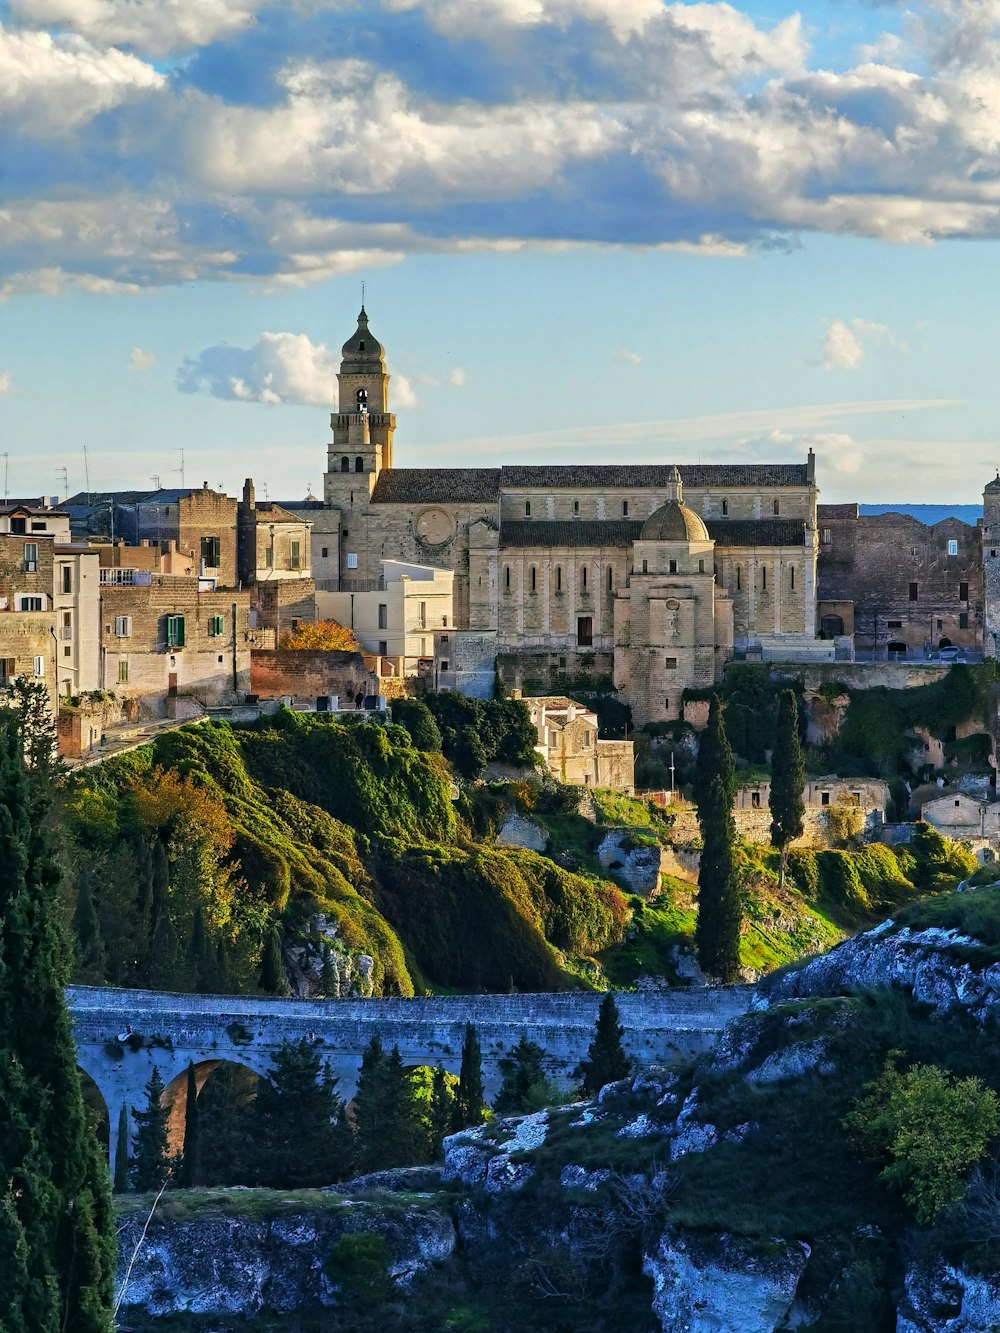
[525,500,531,517]
[340,457,349,473]
[356,388,368,411]
[355,457,364,473]
[722,499,729,516]
[622,500,629,517]
[607,565,613,592]
[530,566,537,592]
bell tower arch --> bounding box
[324,307,396,510]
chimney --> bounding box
[243,478,256,509]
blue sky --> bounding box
[2,0,1000,505]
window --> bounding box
[583,732,591,747]
[530,567,536,593]
[63,645,71,657]
[960,612,969,629]
[761,566,767,592]
[887,619,902,629]
[607,566,613,592]
[722,500,729,516]
[355,457,363,473]
[622,500,629,517]
[947,539,959,556]
[23,542,38,570]
[17,595,44,612]
[573,500,580,515]
[118,660,129,683]
[558,656,566,667]
[581,566,588,590]
[525,500,531,517]
[31,521,45,532]
[356,388,368,410]
[346,552,359,569]
[201,535,221,568]
[669,559,677,574]
[321,546,328,558]
[61,565,72,593]
[577,616,593,647]
[440,659,449,672]
[790,566,795,591]
[736,567,741,591]
[378,603,388,629]
[33,656,44,677]
[909,582,918,601]
[10,516,26,534]
[751,791,761,808]
[665,656,677,669]
[378,640,388,656]
[642,559,648,574]
[290,540,301,569]
[264,545,273,568]
[821,527,832,545]
[166,615,185,648]
[555,566,562,592]
[208,615,225,637]
[0,659,14,684]
[114,615,132,638]
[664,697,669,711]
[341,457,349,472]
[821,791,830,806]
[699,559,705,573]
[505,566,511,591]
[960,581,969,601]
[773,499,780,515]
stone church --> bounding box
[297,308,832,724]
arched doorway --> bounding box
[78,1068,110,1159]
[887,641,907,660]
[939,637,953,648]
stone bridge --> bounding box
[68,984,753,1174]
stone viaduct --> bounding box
[68,984,752,1174]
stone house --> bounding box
[919,790,1000,841]
[525,695,635,791]
[317,559,454,678]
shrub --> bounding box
[323,1232,392,1311]
[825,800,864,849]
[845,1058,1000,1223]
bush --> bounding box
[323,1232,392,1311]
[845,1058,1000,1223]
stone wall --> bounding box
[769,661,951,691]
[249,649,375,705]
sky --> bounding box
[2,0,1000,506]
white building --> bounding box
[317,559,454,677]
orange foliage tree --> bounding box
[280,620,361,652]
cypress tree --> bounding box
[72,867,106,985]
[769,690,806,891]
[576,993,632,1096]
[693,693,736,817]
[194,1065,258,1187]
[354,1036,423,1171]
[252,1039,352,1188]
[130,1068,171,1192]
[259,924,289,996]
[179,1064,199,1188]
[0,706,116,1333]
[149,907,179,990]
[452,1022,487,1130]
[493,1032,547,1115]
[113,1106,130,1194]
[188,905,215,993]
[428,1066,454,1157]
[696,772,742,982]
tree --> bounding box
[0,703,116,1333]
[390,698,442,752]
[72,867,107,985]
[113,1106,130,1195]
[428,1066,455,1157]
[148,905,179,990]
[769,690,805,891]
[280,620,361,653]
[695,771,742,982]
[179,1064,199,1188]
[259,923,289,995]
[494,1032,548,1115]
[188,904,215,993]
[576,993,632,1096]
[452,1022,487,1131]
[130,1068,171,1192]
[354,1035,424,1172]
[252,1039,353,1188]
[193,1065,258,1187]
[692,694,735,816]
[846,1058,1000,1223]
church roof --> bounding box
[641,499,710,543]
[986,473,1000,494]
[500,463,810,488]
[499,518,807,548]
[340,307,386,374]
[371,468,502,504]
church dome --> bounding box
[640,466,710,543]
[986,472,1000,495]
[341,307,385,372]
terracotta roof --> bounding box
[499,518,807,549]
[500,463,810,488]
[252,501,309,525]
[371,468,502,504]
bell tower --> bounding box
[324,307,396,510]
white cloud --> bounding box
[611,348,643,364]
[738,428,865,474]
[129,346,155,370]
[822,317,898,369]
[0,23,164,133]
[393,374,419,409]
[0,371,12,395]
[448,367,467,386]
[177,331,338,405]
[12,0,263,57]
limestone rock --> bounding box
[485,1155,534,1194]
[669,1087,718,1159]
[617,1112,660,1139]
[744,1038,835,1087]
[354,955,375,997]
[898,1256,1000,1332]
[598,829,665,896]
[560,1164,613,1191]
[497,811,549,851]
[643,1229,809,1333]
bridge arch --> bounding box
[161,1059,264,1159]
[78,1067,110,1159]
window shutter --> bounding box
[33,656,44,677]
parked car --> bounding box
[938,645,963,661]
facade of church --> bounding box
[302,309,832,725]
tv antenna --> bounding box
[175,449,186,488]
[2,452,7,501]
[151,474,161,491]
[57,466,68,499]
[82,446,91,501]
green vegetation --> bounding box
[453,1023,487,1131]
[493,1033,552,1115]
[694,697,742,981]
[0,688,116,1333]
[769,690,805,890]
[323,1232,393,1312]
[576,993,632,1095]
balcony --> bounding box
[59,627,72,640]
[99,568,152,587]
